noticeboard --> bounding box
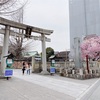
[6,59,13,67]
[5,69,13,77]
[50,67,55,73]
[5,58,14,77]
[52,60,55,64]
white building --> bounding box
[69,0,100,57]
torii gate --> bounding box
[0,17,53,76]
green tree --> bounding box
[46,47,54,61]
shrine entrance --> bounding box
[0,17,53,76]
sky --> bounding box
[23,0,70,53]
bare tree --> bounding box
[0,0,28,16]
[9,4,36,60]
[9,35,36,60]
[0,0,37,60]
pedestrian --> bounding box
[22,62,26,75]
[26,62,31,75]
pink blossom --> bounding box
[81,35,100,60]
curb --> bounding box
[76,78,100,100]
[0,77,6,79]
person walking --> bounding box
[26,62,31,75]
[22,62,26,75]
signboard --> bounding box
[5,58,14,77]
[50,60,55,74]
[5,69,13,77]
[52,60,55,64]
[7,59,13,64]
[6,59,13,67]
[50,67,55,73]
[22,51,38,57]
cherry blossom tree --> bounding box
[80,35,100,60]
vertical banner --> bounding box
[50,60,55,74]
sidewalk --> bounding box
[0,69,99,100]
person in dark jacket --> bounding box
[22,62,26,75]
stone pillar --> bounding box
[41,34,49,75]
[64,61,67,69]
[0,26,10,76]
[79,69,83,75]
[74,37,82,68]
[32,56,35,73]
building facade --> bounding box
[69,0,100,57]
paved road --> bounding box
[88,82,100,100]
[0,69,99,100]
[76,78,100,100]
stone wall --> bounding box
[12,60,100,79]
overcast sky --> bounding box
[24,0,70,53]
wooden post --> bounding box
[86,55,89,73]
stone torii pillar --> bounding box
[0,26,10,76]
[41,34,49,74]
